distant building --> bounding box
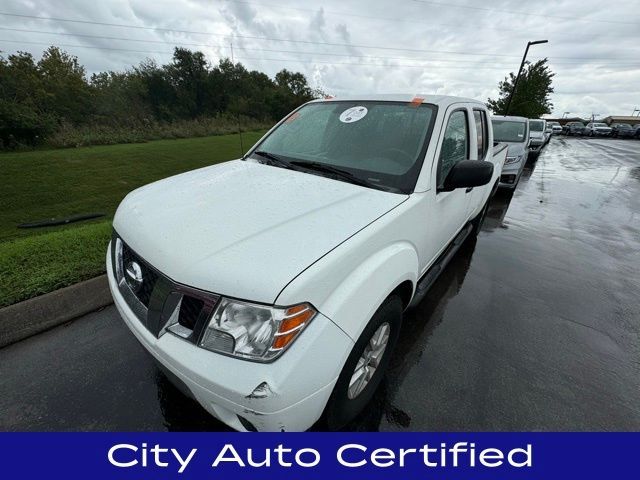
[602,115,640,126]
[544,117,588,126]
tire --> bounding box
[325,295,403,430]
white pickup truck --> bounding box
[108,94,507,432]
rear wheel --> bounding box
[325,295,402,430]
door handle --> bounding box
[465,187,473,193]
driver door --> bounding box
[430,106,473,263]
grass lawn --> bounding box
[0,131,266,307]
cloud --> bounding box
[1,0,638,115]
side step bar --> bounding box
[408,222,473,309]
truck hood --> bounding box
[529,131,544,139]
[506,143,527,157]
[113,160,406,303]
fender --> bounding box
[278,242,419,342]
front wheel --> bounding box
[324,296,402,430]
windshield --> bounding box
[492,120,527,143]
[594,123,608,127]
[529,120,544,131]
[251,101,437,193]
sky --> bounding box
[1,0,639,118]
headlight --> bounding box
[505,155,521,165]
[198,298,316,361]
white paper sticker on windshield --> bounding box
[339,106,368,123]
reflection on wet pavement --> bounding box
[1,137,639,431]
[344,137,640,431]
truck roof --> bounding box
[491,115,528,123]
[311,94,485,108]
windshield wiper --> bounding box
[253,150,292,169]
[254,154,391,191]
[289,160,378,190]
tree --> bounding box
[0,51,56,146]
[487,59,555,118]
[37,46,91,124]
[167,48,210,118]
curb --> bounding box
[0,275,113,348]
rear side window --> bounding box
[473,110,488,160]
[437,110,468,187]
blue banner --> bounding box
[0,433,637,478]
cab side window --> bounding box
[437,110,468,188]
[473,109,488,160]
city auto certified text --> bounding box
[108,442,532,473]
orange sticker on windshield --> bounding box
[409,96,424,106]
[285,112,300,123]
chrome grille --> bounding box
[112,232,219,342]
[121,242,158,307]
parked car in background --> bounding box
[610,123,635,138]
[492,116,530,189]
[544,124,553,144]
[108,94,508,432]
[528,119,546,155]
[563,122,586,136]
[634,124,640,139]
[548,121,563,134]
[584,122,612,137]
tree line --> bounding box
[0,46,322,149]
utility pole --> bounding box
[230,41,245,157]
[504,39,549,116]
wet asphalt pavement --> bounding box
[2,136,640,432]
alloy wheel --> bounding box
[347,322,391,399]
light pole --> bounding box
[504,39,549,116]
[562,112,570,119]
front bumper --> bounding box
[106,243,353,431]
[499,155,526,188]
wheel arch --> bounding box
[316,242,418,342]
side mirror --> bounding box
[440,160,494,192]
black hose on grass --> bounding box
[18,213,105,229]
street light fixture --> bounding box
[562,112,570,119]
[504,39,549,116]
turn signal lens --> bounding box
[271,305,316,351]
